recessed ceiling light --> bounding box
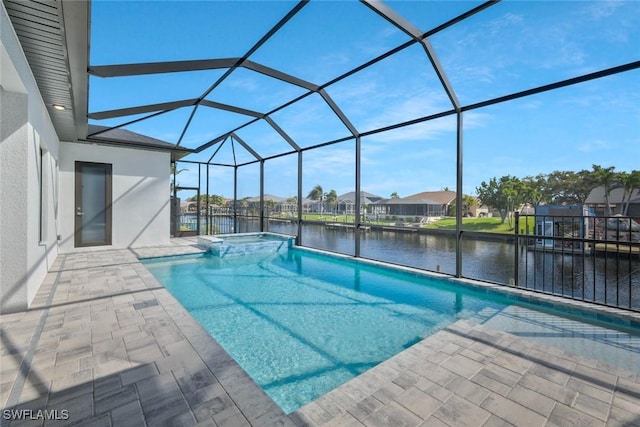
[52,104,66,110]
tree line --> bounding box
[476,165,640,224]
[175,165,639,222]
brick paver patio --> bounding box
[1,239,639,426]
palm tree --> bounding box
[325,189,338,215]
[285,196,297,216]
[620,170,640,215]
[462,195,477,216]
[307,184,324,214]
[264,199,276,216]
[591,165,617,216]
[170,163,187,194]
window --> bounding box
[39,147,47,242]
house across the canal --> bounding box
[533,205,593,250]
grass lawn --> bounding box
[301,213,351,222]
[273,213,536,234]
[273,213,361,222]
[425,216,536,234]
[277,213,399,225]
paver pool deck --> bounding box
[1,238,639,426]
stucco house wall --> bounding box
[58,142,171,252]
[1,5,60,313]
[1,2,171,312]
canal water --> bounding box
[268,222,640,311]
[190,216,640,310]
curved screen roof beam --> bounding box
[89,58,319,92]
[197,1,498,153]
[207,136,230,164]
[318,89,358,137]
[192,105,301,155]
[88,0,496,158]
[361,0,469,111]
[87,58,312,146]
[88,58,239,77]
[175,98,269,149]
[175,104,200,148]
[87,109,173,139]
[320,1,497,93]
[196,1,308,104]
[195,88,316,153]
[230,133,262,162]
[264,117,300,152]
[242,60,319,92]
[463,60,640,112]
[200,100,264,119]
[87,1,309,151]
[230,136,238,165]
[87,99,197,120]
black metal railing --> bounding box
[182,207,640,312]
[196,207,298,235]
[516,214,640,311]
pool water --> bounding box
[142,247,640,413]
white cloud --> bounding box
[364,109,489,144]
[365,115,455,143]
[303,146,355,176]
[361,91,451,133]
[520,100,542,110]
[585,0,625,20]
[182,131,222,148]
[227,76,259,92]
[361,145,445,168]
[577,139,612,153]
[270,95,353,144]
[456,65,496,85]
[483,12,524,36]
[362,165,456,197]
[327,74,454,136]
[327,79,379,103]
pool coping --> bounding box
[137,242,640,424]
[138,240,640,425]
[290,319,640,426]
[131,253,294,426]
[3,240,638,426]
[0,244,294,426]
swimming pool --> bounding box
[142,246,640,413]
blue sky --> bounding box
[89,1,640,200]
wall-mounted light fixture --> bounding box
[52,104,66,111]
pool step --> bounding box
[197,233,295,257]
[215,241,286,257]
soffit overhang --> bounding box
[3,0,89,143]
